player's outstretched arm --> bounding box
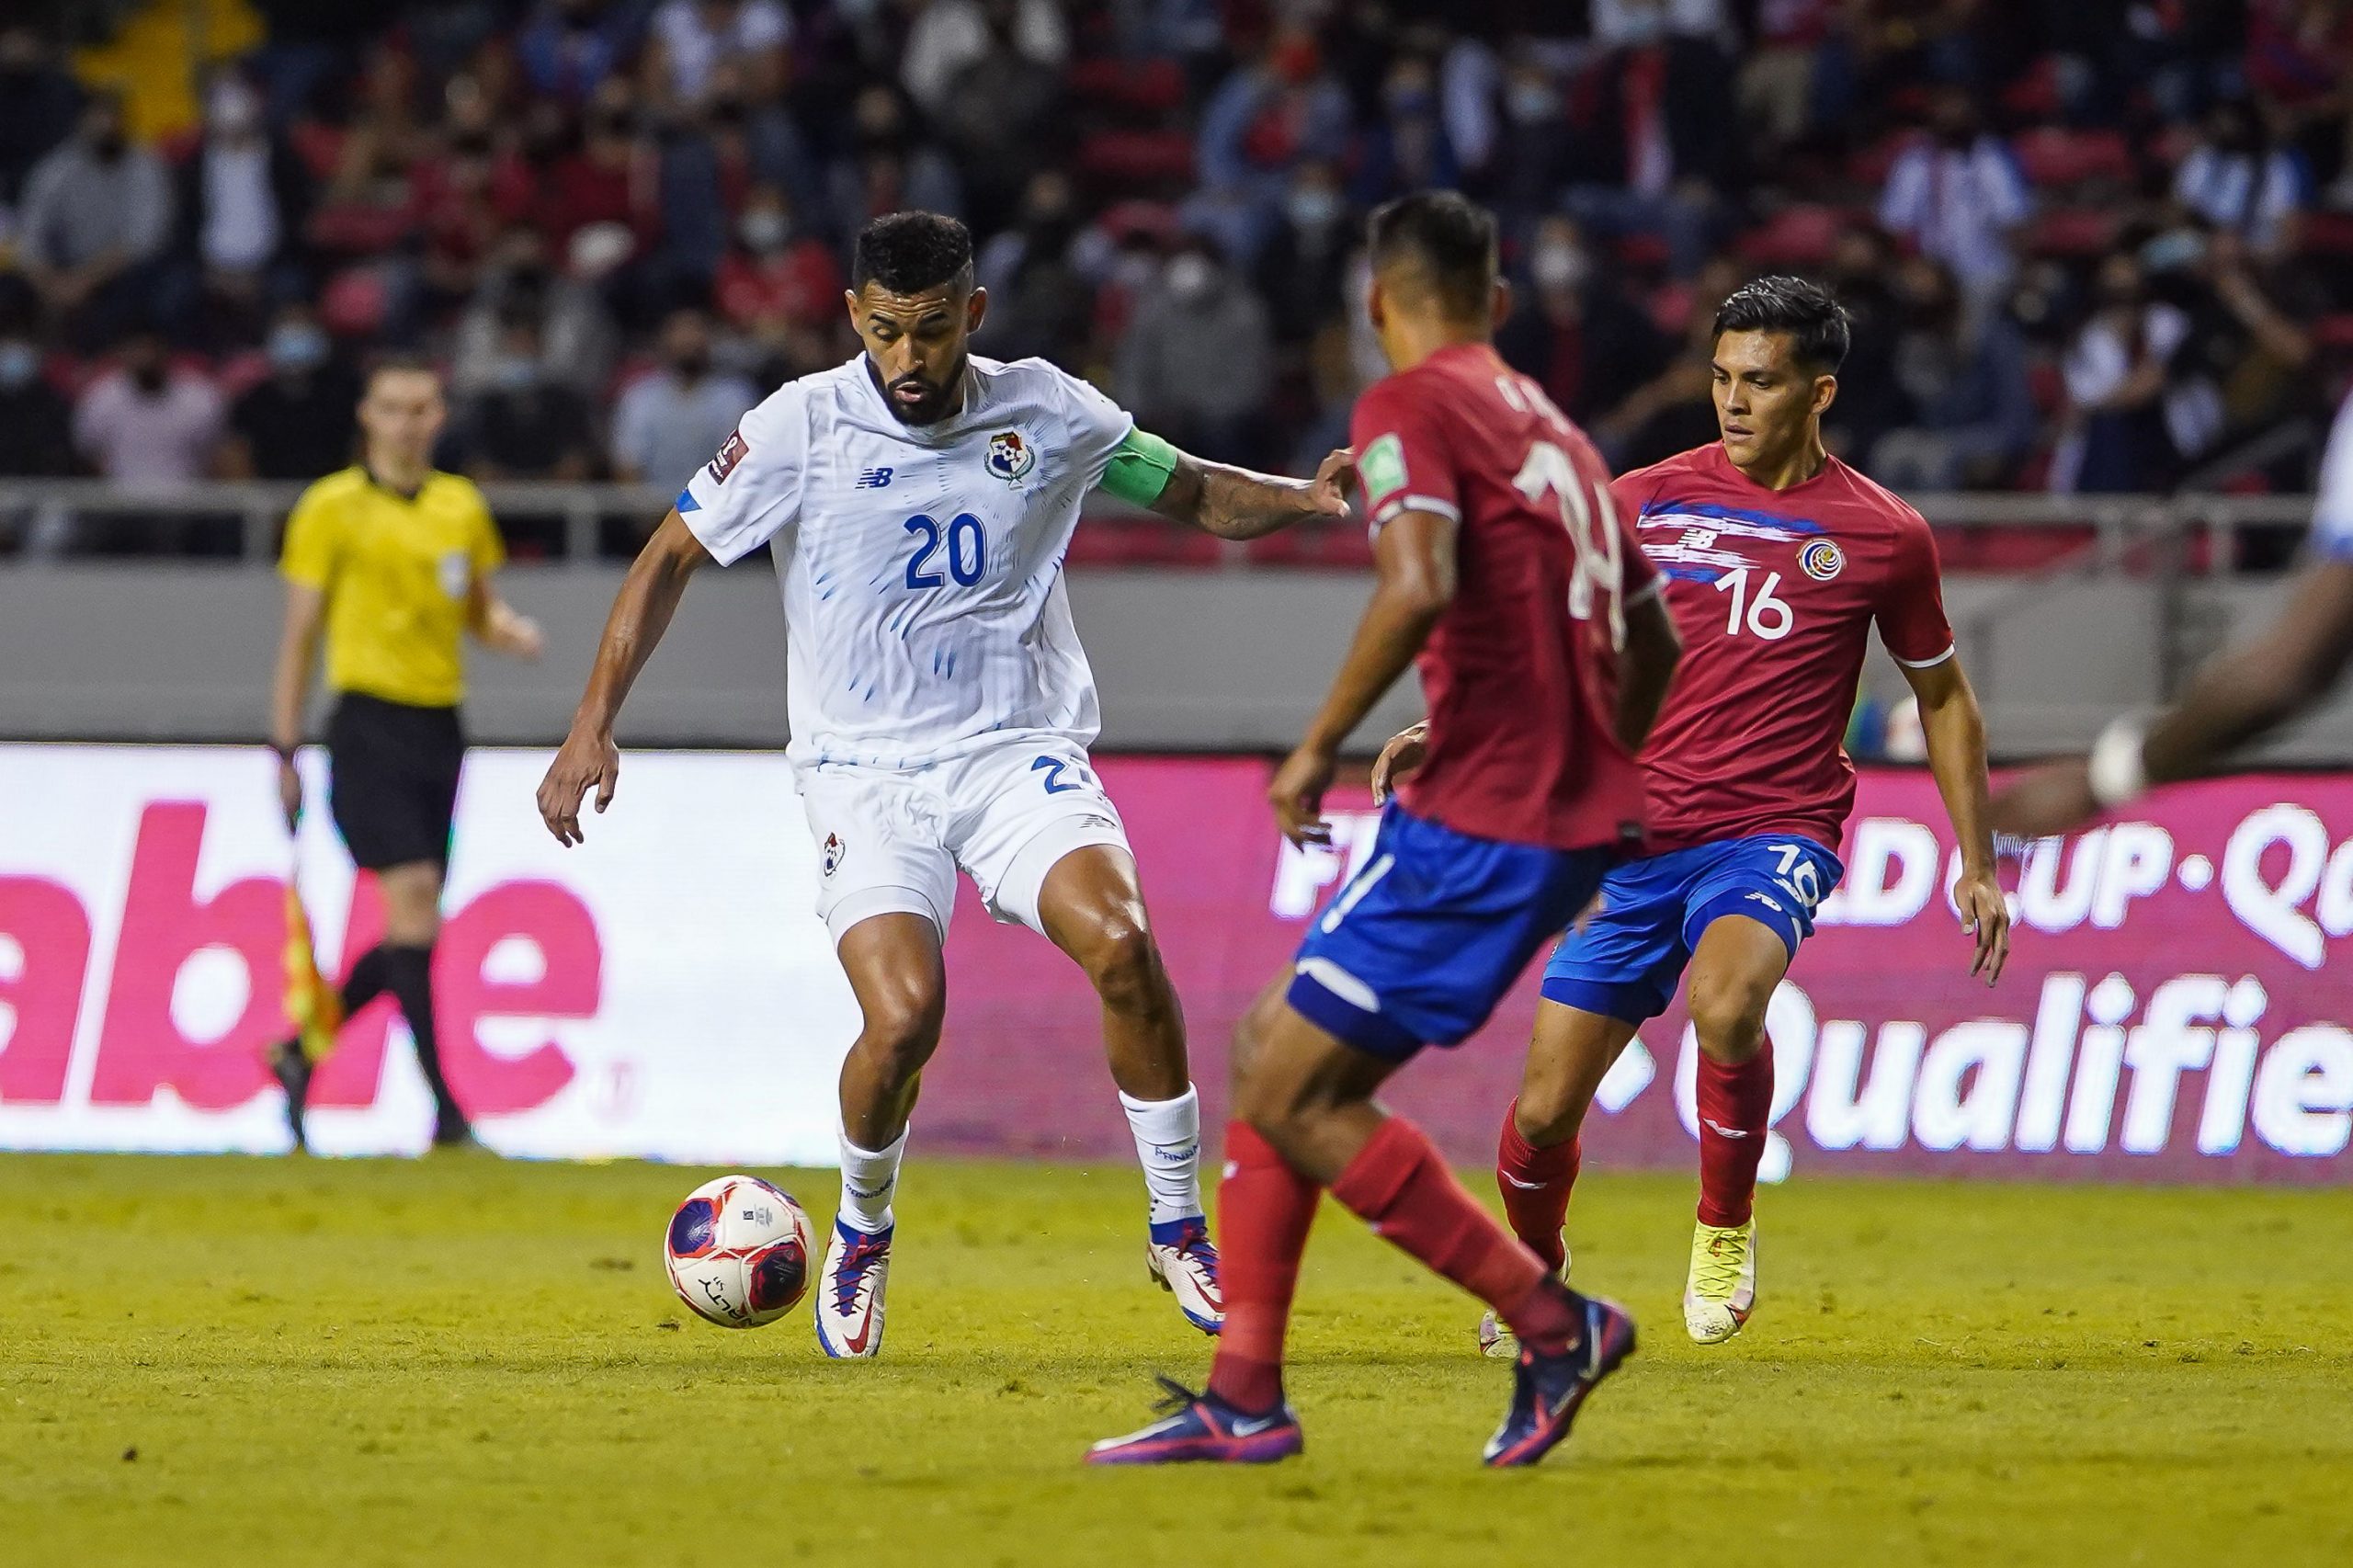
[1269,509,1456,846]
[1992,560,2353,838]
[536,509,713,846]
[1904,654,2010,984]
[1112,427,1351,540]
[467,574,545,661]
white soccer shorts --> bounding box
[795,738,1132,943]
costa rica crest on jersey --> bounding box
[984,430,1036,483]
[1798,539,1845,582]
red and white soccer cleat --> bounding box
[814,1217,893,1358]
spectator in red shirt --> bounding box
[540,80,658,255]
[713,183,840,340]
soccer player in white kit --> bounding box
[537,212,1351,1358]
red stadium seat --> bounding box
[2012,127,2134,189]
[1847,130,1919,188]
[2028,207,2121,257]
[1076,130,1198,189]
[2000,56,2064,121]
[1065,515,1223,567]
[1066,57,1188,118]
[2313,313,2353,351]
[2299,211,2353,256]
[1244,518,1375,569]
[1738,205,1858,267]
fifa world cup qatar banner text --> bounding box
[0,744,2347,1181]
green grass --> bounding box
[2,1154,2347,1567]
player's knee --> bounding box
[1687,979,1769,1062]
[1079,920,1167,1014]
[1512,1081,1582,1146]
[857,983,945,1074]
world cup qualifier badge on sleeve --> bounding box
[707,428,750,485]
[1358,433,1407,508]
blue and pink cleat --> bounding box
[1482,1291,1638,1468]
[1085,1377,1302,1466]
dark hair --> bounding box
[1367,190,1497,320]
[852,210,975,295]
[1712,276,1851,373]
[364,351,442,390]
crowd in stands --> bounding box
[4,0,2353,561]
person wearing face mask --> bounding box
[17,92,176,351]
[715,184,845,338]
[1116,238,1277,466]
[610,308,758,489]
[1495,217,1669,426]
[2052,251,2221,494]
[221,307,361,481]
[2173,97,2312,258]
[1353,57,1461,206]
[172,73,316,350]
[456,312,600,488]
[1877,88,2031,317]
[1253,162,1354,348]
[69,325,230,553]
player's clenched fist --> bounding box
[538,726,620,846]
[1370,720,1428,804]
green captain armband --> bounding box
[1098,426,1182,507]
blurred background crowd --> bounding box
[5,0,2353,561]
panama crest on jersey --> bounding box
[1798,539,1845,582]
[821,832,846,878]
[984,429,1036,483]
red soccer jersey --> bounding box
[1612,442,1954,853]
[1350,342,1655,852]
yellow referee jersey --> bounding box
[279,467,506,709]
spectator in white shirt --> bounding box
[70,328,231,553]
[2173,97,2310,259]
[646,0,790,107]
[902,0,1068,118]
[609,307,756,490]
[1878,89,2031,312]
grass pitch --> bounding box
[3,1154,2347,1567]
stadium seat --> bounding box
[1999,56,2064,121]
[2012,128,2134,189]
[1065,515,1223,567]
[2313,313,2353,351]
[1076,131,1198,191]
[1244,518,1375,569]
[2299,212,2353,256]
[2028,208,2121,257]
[1738,205,1858,268]
[1066,57,1187,119]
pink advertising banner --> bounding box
[928,761,2353,1185]
[2,745,2347,1182]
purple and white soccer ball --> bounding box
[664,1176,813,1328]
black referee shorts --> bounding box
[326,693,465,871]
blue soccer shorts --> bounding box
[1287,802,1620,1060]
[1539,833,1846,1025]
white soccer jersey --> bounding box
[2313,389,2353,562]
[677,354,1135,770]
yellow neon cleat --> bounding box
[1684,1220,1756,1344]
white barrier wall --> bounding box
[0,745,859,1162]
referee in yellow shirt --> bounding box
[266,356,542,1151]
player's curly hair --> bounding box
[1714,277,1852,374]
[853,211,976,296]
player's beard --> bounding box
[879,353,968,426]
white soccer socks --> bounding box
[835,1125,908,1234]
[1120,1085,1206,1226]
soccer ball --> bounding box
[664,1175,813,1328]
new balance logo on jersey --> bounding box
[856,467,895,489]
